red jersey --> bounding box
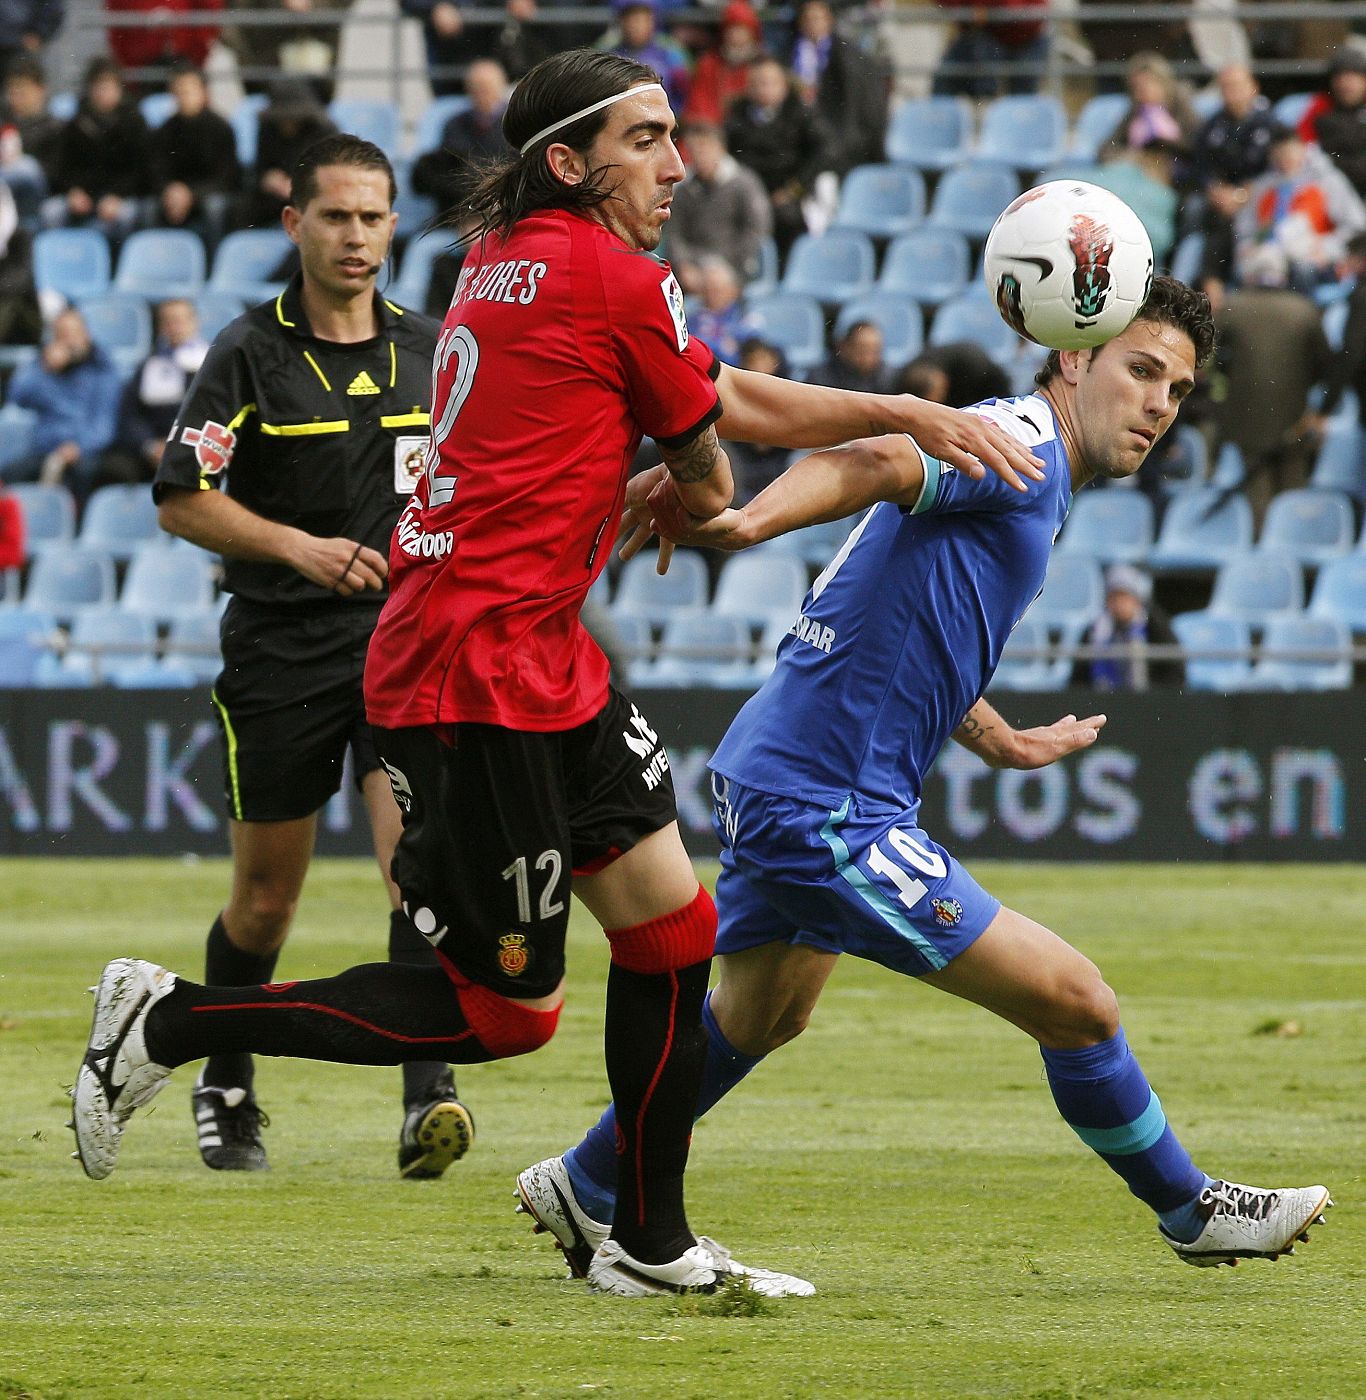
[364,209,722,731]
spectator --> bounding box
[725,54,833,255]
[687,256,755,365]
[238,77,336,230]
[44,56,150,237]
[808,319,890,393]
[1302,45,1366,204]
[226,0,348,103]
[96,297,208,490]
[106,0,222,82]
[667,119,770,292]
[0,178,39,347]
[896,341,1010,408]
[1077,0,1196,94]
[683,0,763,126]
[1072,565,1183,691]
[932,0,1047,100]
[148,62,239,245]
[604,0,690,114]
[1100,52,1199,161]
[727,334,791,504]
[1,53,59,219]
[788,0,889,173]
[402,0,568,96]
[1235,124,1366,295]
[411,59,511,211]
[3,306,123,501]
[1317,232,1366,428]
[0,0,63,80]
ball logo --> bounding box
[930,897,964,927]
[179,419,237,476]
[497,932,529,977]
[1067,214,1115,326]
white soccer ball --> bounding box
[982,180,1154,351]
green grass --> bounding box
[2,859,1364,1399]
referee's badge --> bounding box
[394,436,427,494]
[497,932,529,977]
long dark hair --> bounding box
[447,49,660,244]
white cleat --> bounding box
[515,1155,610,1279]
[586,1238,815,1298]
[70,958,177,1180]
[1162,1180,1333,1267]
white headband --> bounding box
[519,83,666,156]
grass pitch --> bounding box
[2,859,1363,1400]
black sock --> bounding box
[145,962,498,1069]
[388,909,458,1107]
[201,915,279,1091]
[604,957,710,1265]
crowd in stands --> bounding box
[3,2,1366,693]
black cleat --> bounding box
[398,1091,475,1180]
[192,1074,269,1171]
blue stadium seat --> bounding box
[877,227,971,307]
[139,92,177,128]
[194,291,247,340]
[1056,488,1154,564]
[1258,489,1354,565]
[0,608,58,686]
[1069,92,1129,160]
[831,164,926,239]
[1207,550,1304,624]
[711,552,809,627]
[111,658,200,689]
[121,545,217,622]
[164,610,223,683]
[993,615,1067,690]
[393,190,437,236]
[33,228,111,301]
[975,95,1068,172]
[390,227,454,311]
[929,289,1019,361]
[411,95,473,157]
[23,548,118,619]
[744,292,826,373]
[1323,298,1349,351]
[746,615,791,685]
[0,405,39,474]
[78,293,153,370]
[833,294,924,367]
[1308,420,1366,502]
[926,161,1020,241]
[1171,611,1254,691]
[1209,441,1244,490]
[642,613,754,688]
[885,97,973,171]
[1250,614,1353,691]
[230,93,268,167]
[1150,424,1210,494]
[64,608,158,684]
[1168,230,1205,284]
[1030,554,1104,629]
[78,484,162,562]
[209,228,292,303]
[612,549,709,626]
[607,612,653,686]
[1148,488,1254,570]
[780,232,876,305]
[746,236,779,297]
[1272,92,1315,128]
[7,482,75,554]
[1308,554,1366,632]
[115,229,207,300]
[327,99,400,154]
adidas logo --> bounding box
[347,370,381,396]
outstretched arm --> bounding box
[952,697,1107,770]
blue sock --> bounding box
[563,991,764,1222]
[1041,1028,1208,1224]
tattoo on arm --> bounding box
[662,425,721,484]
[957,712,994,743]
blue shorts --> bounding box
[710,776,1000,977]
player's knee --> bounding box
[604,885,716,974]
[226,889,296,950]
[1049,970,1121,1048]
[457,980,561,1058]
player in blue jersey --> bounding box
[515,278,1332,1282]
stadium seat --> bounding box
[1249,614,1353,691]
[612,549,709,625]
[833,294,924,366]
[0,405,39,474]
[747,614,794,684]
[390,227,454,311]
[78,293,153,371]
[1149,424,1210,494]
[121,545,217,622]
[0,608,58,686]
[1171,610,1254,690]
[1148,488,1254,570]
[711,552,809,627]
[1309,554,1366,632]
[641,613,755,688]
[1322,298,1349,351]
[1055,488,1154,564]
[926,161,1020,241]
[877,227,971,307]
[1207,550,1304,624]
[163,610,222,683]
[1068,92,1129,161]
[929,289,1019,361]
[744,292,826,373]
[111,658,200,689]
[1030,554,1104,629]
[1271,91,1315,129]
[33,228,111,301]
[779,232,876,305]
[884,97,973,171]
[23,548,118,619]
[393,190,437,236]
[209,228,292,304]
[1209,441,1244,490]
[114,229,207,300]
[230,93,268,167]
[975,95,1068,172]
[64,608,158,683]
[7,481,75,555]
[139,92,176,128]
[1168,230,1205,285]
[831,164,926,240]
[993,615,1067,690]
[746,237,780,297]
[194,291,247,340]
[606,612,653,686]
[1258,489,1354,565]
[327,99,400,154]
[411,95,473,158]
[78,484,162,562]
[1308,420,1366,502]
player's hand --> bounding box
[894,397,1046,492]
[293,535,389,595]
[1004,713,1107,769]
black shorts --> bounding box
[374,687,677,999]
[210,597,384,822]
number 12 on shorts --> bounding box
[501,850,566,923]
[865,828,947,910]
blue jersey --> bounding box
[711,393,1073,812]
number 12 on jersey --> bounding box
[423,324,479,508]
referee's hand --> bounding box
[294,535,389,595]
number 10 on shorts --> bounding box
[865,828,947,911]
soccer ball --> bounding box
[983,181,1154,351]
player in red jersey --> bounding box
[70,49,1043,1297]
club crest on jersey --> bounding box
[179,419,236,475]
[931,897,963,927]
[660,271,689,352]
[497,932,529,976]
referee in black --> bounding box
[154,134,474,1177]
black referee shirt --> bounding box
[155,274,439,607]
